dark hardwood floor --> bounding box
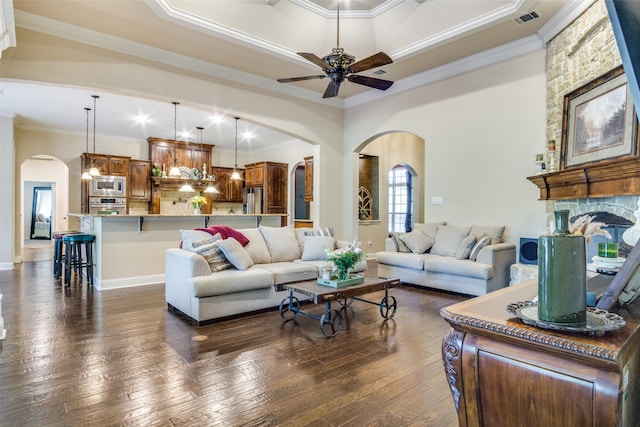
[0,257,466,426]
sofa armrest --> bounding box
[476,243,516,292]
[165,248,211,315]
[385,238,398,252]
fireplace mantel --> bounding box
[527,157,640,200]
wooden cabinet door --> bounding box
[304,156,313,202]
[176,146,192,171]
[88,154,109,175]
[108,156,129,176]
[265,162,288,214]
[150,143,174,173]
[129,160,151,201]
[192,149,209,174]
[213,167,230,201]
[229,170,244,202]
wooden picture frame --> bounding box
[597,239,640,311]
[560,66,639,169]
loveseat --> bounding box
[165,225,366,325]
[376,222,515,296]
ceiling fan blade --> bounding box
[297,52,328,69]
[277,75,327,83]
[347,75,394,91]
[322,80,341,98]
[349,52,393,73]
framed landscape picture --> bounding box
[561,66,639,169]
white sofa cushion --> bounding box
[431,225,471,257]
[399,229,435,254]
[260,225,301,262]
[377,251,426,270]
[191,266,274,297]
[470,225,505,244]
[218,237,254,271]
[413,222,446,240]
[301,236,335,261]
[256,262,318,284]
[456,235,477,260]
[389,232,412,252]
[424,256,493,280]
[239,228,272,264]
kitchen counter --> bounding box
[67,213,288,290]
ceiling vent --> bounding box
[373,69,387,76]
[514,10,540,25]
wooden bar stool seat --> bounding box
[62,233,96,287]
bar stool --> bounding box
[53,230,81,281]
[62,233,96,287]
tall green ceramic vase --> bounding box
[538,210,587,324]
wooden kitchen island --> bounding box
[68,214,287,290]
[440,279,640,427]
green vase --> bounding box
[538,210,587,324]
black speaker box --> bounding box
[519,238,538,265]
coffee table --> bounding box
[275,276,399,337]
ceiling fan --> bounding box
[277,1,394,99]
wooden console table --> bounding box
[440,279,640,427]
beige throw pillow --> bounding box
[301,236,335,261]
[455,235,477,260]
[217,237,254,271]
[259,225,301,262]
[191,239,232,272]
[399,229,435,254]
[431,225,471,257]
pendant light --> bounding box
[201,126,219,194]
[81,107,93,180]
[168,101,181,178]
[88,95,101,177]
[230,117,242,180]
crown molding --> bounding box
[0,0,17,57]
[538,0,598,44]
[390,0,526,59]
[288,0,404,19]
[345,34,545,108]
[14,10,342,108]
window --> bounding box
[388,166,412,233]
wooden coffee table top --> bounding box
[275,276,399,304]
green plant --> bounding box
[325,241,367,280]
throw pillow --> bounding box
[237,228,272,264]
[304,226,335,237]
[217,237,254,271]
[469,234,492,261]
[259,225,301,262]
[180,229,218,251]
[455,235,477,260]
[431,225,471,257]
[399,229,435,254]
[413,222,446,240]
[470,225,505,244]
[301,236,336,261]
[390,232,412,253]
[191,240,232,272]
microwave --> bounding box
[89,175,126,197]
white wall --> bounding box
[344,50,549,247]
[0,115,15,270]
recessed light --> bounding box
[179,131,192,139]
[134,114,150,124]
[210,114,225,123]
[242,130,254,140]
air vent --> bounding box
[373,69,387,75]
[514,10,540,25]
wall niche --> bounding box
[359,154,379,221]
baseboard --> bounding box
[0,262,15,271]
[95,274,165,291]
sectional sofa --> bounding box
[376,222,516,296]
[165,225,366,325]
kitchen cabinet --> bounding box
[148,137,211,173]
[129,160,151,201]
[304,156,313,202]
[212,167,244,202]
[82,153,130,176]
[244,161,288,214]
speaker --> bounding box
[519,238,538,265]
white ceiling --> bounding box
[0,0,580,151]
